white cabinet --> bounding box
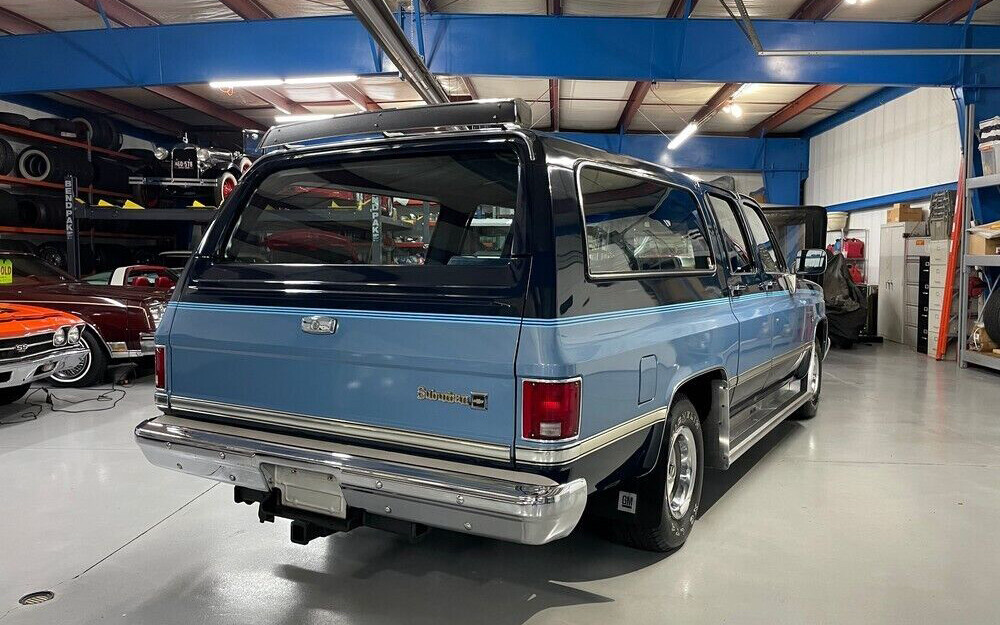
[878,223,926,344]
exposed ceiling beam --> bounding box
[73,0,156,26]
[145,86,265,130]
[667,0,699,18]
[788,0,843,21]
[244,88,310,116]
[616,81,652,133]
[58,89,188,134]
[918,0,993,23]
[751,0,992,136]
[549,79,560,131]
[216,0,274,20]
[748,84,843,136]
[0,6,46,34]
[692,82,743,125]
[344,0,449,105]
[333,82,381,112]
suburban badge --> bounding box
[417,386,488,411]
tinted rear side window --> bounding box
[578,166,713,276]
[223,149,519,268]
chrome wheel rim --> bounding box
[666,422,697,520]
[51,342,91,383]
[807,345,820,395]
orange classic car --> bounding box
[0,303,87,405]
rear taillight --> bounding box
[522,379,581,441]
[154,345,165,390]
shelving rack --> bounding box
[958,103,1000,374]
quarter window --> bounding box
[739,203,783,274]
[707,195,755,274]
[579,167,713,276]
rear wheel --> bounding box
[50,330,108,388]
[0,384,30,405]
[214,171,238,206]
[612,394,704,552]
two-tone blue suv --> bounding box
[136,100,827,552]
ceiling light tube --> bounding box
[284,75,359,85]
[209,78,283,89]
[275,114,336,123]
[668,123,698,150]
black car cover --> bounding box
[822,250,868,344]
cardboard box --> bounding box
[968,234,1000,256]
[888,203,924,223]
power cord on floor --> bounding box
[0,364,136,425]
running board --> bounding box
[726,391,811,466]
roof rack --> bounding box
[258,99,532,150]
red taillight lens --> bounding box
[154,345,165,390]
[522,379,581,441]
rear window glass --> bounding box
[579,166,713,276]
[222,148,519,267]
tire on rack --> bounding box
[0,113,30,129]
[71,114,116,149]
[17,146,55,181]
[610,394,705,552]
[18,145,93,187]
[28,117,83,141]
[92,156,131,193]
[214,170,239,206]
[791,337,823,420]
[49,329,109,388]
[984,289,1000,347]
[0,383,31,405]
[0,138,15,175]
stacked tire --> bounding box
[0,138,14,175]
[17,145,94,187]
[71,115,122,150]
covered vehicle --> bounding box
[0,303,87,404]
[0,252,168,386]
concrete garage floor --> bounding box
[1,342,999,624]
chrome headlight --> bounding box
[153,147,169,160]
[148,302,165,328]
[66,325,82,344]
[52,328,67,346]
[196,148,210,162]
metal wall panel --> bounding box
[805,88,960,209]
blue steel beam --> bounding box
[2,16,1000,95]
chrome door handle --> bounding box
[730,283,747,296]
[301,315,337,335]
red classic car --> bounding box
[0,252,168,387]
[0,303,88,404]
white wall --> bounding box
[805,88,961,208]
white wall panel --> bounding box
[805,88,961,209]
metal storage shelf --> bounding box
[966,173,1000,190]
[962,350,1000,372]
[0,173,132,198]
[74,207,220,222]
[965,254,1000,267]
[0,122,139,161]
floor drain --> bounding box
[18,591,54,606]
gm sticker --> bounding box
[617,491,637,514]
[0,259,11,285]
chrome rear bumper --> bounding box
[135,416,587,545]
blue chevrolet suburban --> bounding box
[136,100,827,552]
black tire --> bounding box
[37,243,67,269]
[792,339,823,420]
[17,145,93,187]
[984,288,1000,346]
[92,156,131,193]
[71,115,117,150]
[0,113,30,129]
[611,394,704,552]
[29,117,83,141]
[214,170,238,206]
[0,383,30,406]
[49,330,108,388]
[0,138,15,175]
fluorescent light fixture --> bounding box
[668,123,698,150]
[724,103,743,118]
[275,114,335,123]
[284,75,359,85]
[209,78,283,89]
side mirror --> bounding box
[795,249,827,276]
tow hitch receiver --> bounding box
[234,486,430,545]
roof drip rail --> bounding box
[258,99,533,150]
